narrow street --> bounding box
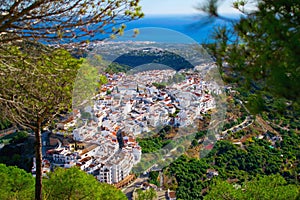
[222,115,254,136]
[122,176,148,200]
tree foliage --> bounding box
[72,58,109,110]
[0,44,81,199]
[0,0,144,44]
[0,164,35,200]
[0,131,28,144]
[203,0,300,109]
[43,167,127,200]
[0,119,12,130]
[0,1,144,199]
[165,135,300,199]
[0,164,127,200]
[0,45,81,128]
[167,155,209,199]
[204,174,299,200]
[137,136,171,153]
[136,188,157,200]
[149,171,160,186]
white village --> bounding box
[33,65,221,188]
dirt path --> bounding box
[255,116,279,135]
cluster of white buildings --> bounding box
[43,68,219,184]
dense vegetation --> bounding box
[137,126,173,153]
[204,174,299,200]
[44,167,126,200]
[165,1,300,198]
[206,0,300,108]
[105,62,132,74]
[114,49,194,71]
[0,164,127,200]
[137,136,171,153]
[0,131,29,144]
[0,1,144,199]
[148,171,160,186]
[0,132,34,172]
[163,130,300,199]
[0,119,12,130]
[135,188,157,200]
[0,164,34,200]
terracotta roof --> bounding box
[204,144,214,150]
[79,156,91,163]
[128,138,135,143]
[169,191,176,198]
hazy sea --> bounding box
[100,14,240,44]
[126,15,237,43]
[54,14,240,45]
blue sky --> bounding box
[139,0,240,15]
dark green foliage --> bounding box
[137,127,174,153]
[136,188,157,200]
[149,171,160,186]
[105,62,132,73]
[0,164,127,200]
[152,82,167,90]
[245,94,265,114]
[0,119,12,130]
[44,167,127,200]
[113,49,194,71]
[137,136,171,153]
[0,164,34,200]
[208,140,283,176]
[10,131,28,144]
[166,135,300,199]
[191,139,198,147]
[80,112,92,120]
[167,155,210,199]
[195,131,206,140]
[0,134,34,172]
[206,0,300,111]
[204,174,299,200]
[0,131,28,144]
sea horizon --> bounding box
[80,14,241,45]
[120,14,240,44]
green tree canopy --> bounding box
[43,167,127,200]
[0,164,34,200]
[136,188,157,200]
[72,58,109,111]
[0,2,144,200]
[0,44,81,200]
[0,164,128,200]
[204,174,299,200]
[203,0,300,110]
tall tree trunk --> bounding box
[34,122,43,200]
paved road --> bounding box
[222,116,253,136]
[122,176,148,200]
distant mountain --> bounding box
[89,42,214,73]
[113,47,194,71]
